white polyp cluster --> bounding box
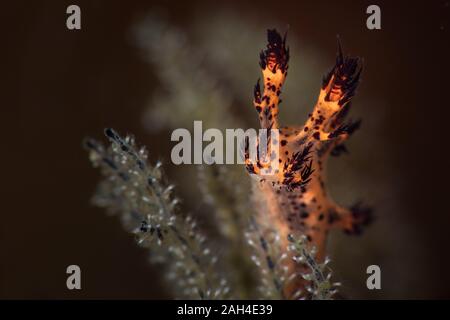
[85,128,232,299]
[287,234,339,300]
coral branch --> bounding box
[287,234,339,300]
[85,129,232,299]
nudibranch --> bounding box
[245,29,373,299]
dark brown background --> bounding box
[5,0,450,299]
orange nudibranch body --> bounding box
[246,29,372,299]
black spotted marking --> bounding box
[350,201,374,227]
[328,210,341,225]
[313,132,320,140]
[259,29,290,73]
[300,212,310,219]
[331,143,348,157]
[254,79,262,103]
[246,164,256,174]
[322,38,363,106]
[329,119,361,139]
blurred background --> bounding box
[5,0,450,299]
